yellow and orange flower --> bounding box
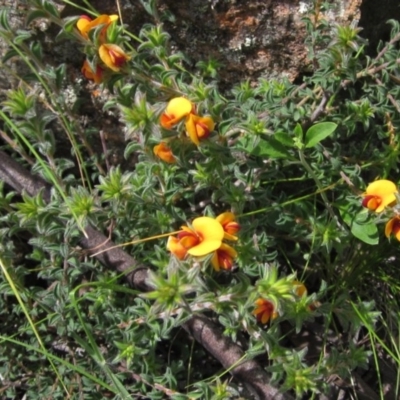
[160,97,195,130]
[81,60,103,84]
[153,142,176,164]
[385,216,400,241]
[362,179,397,212]
[185,113,215,146]
[160,97,215,146]
[253,298,279,324]
[167,217,224,260]
[76,14,118,41]
[292,280,307,297]
[99,44,130,72]
[216,212,240,241]
[211,243,237,271]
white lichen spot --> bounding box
[244,36,256,48]
[64,85,77,107]
[299,1,311,14]
[40,20,49,31]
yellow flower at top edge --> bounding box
[76,14,118,41]
[185,113,215,146]
[160,97,194,130]
[167,216,224,259]
[216,212,240,241]
[211,243,237,272]
[253,298,279,325]
[153,142,176,164]
[99,44,130,72]
[362,179,397,212]
[385,216,400,241]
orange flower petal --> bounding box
[253,298,278,324]
[179,235,199,249]
[211,243,237,271]
[261,310,271,324]
[99,43,130,72]
[167,236,187,260]
[185,114,215,146]
[77,14,118,40]
[385,216,400,241]
[385,218,395,238]
[216,212,240,241]
[81,60,103,84]
[153,142,176,163]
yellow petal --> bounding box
[99,44,130,72]
[186,216,224,256]
[185,113,199,146]
[216,212,236,225]
[76,16,91,37]
[187,240,222,256]
[365,180,397,212]
[378,193,397,212]
[385,218,395,238]
[211,252,220,271]
[365,179,396,195]
[192,217,224,241]
[166,97,193,120]
[160,98,194,129]
[218,243,237,258]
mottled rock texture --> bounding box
[2,0,400,90]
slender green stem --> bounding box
[0,257,70,396]
[298,148,345,230]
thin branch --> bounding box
[0,150,293,400]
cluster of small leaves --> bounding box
[1,0,400,398]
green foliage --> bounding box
[1,1,400,399]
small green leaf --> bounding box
[30,41,43,61]
[62,16,80,33]
[25,10,48,26]
[0,9,11,31]
[237,135,291,159]
[2,48,18,63]
[43,0,60,18]
[54,64,66,90]
[351,218,378,245]
[305,122,337,148]
[13,30,32,45]
[253,137,291,159]
[341,208,379,245]
[293,123,303,140]
[274,131,294,147]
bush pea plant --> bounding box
[1,0,400,398]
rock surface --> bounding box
[3,0,400,90]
